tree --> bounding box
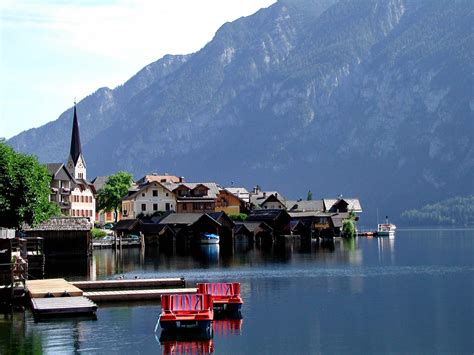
[307,190,313,201]
[97,171,133,223]
[0,142,60,229]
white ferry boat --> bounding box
[377,223,396,238]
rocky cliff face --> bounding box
[8,0,474,221]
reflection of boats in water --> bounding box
[200,233,219,245]
[159,330,214,354]
[213,318,243,336]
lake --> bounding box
[1,229,473,354]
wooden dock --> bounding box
[72,277,185,290]
[31,296,97,318]
[84,287,197,302]
[27,278,83,298]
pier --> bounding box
[25,277,193,319]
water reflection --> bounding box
[44,238,371,280]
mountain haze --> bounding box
[8,0,474,222]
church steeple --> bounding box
[66,102,87,180]
[69,103,82,165]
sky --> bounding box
[0,0,275,139]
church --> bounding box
[46,104,96,222]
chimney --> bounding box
[179,176,184,183]
[263,192,266,198]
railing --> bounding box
[60,188,71,195]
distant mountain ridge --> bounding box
[8,0,474,222]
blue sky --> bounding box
[0,0,275,139]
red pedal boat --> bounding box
[159,293,213,333]
[197,283,243,314]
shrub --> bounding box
[91,228,107,239]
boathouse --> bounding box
[237,221,274,244]
[247,209,291,236]
[208,212,235,243]
[23,217,92,257]
[158,213,221,244]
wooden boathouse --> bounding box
[23,217,92,257]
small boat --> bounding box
[377,223,396,238]
[200,233,219,245]
[197,282,243,315]
[159,294,214,334]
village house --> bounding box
[161,182,220,213]
[225,187,250,203]
[215,189,249,215]
[121,181,177,219]
[249,186,286,209]
[46,105,96,222]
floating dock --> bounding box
[31,296,97,318]
[84,287,197,302]
[26,277,193,319]
[27,279,97,319]
[27,278,83,298]
[72,277,185,290]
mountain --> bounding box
[8,0,474,223]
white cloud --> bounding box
[0,0,276,138]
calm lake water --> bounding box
[1,229,473,354]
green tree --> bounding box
[307,190,313,201]
[0,142,60,229]
[97,171,133,223]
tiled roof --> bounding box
[23,217,92,231]
[286,200,324,212]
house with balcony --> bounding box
[162,182,220,213]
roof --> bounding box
[139,223,175,235]
[159,213,221,227]
[23,217,91,231]
[123,181,174,201]
[91,176,108,191]
[288,211,334,218]
[225,187,250,202]
[69,105,83,165]
[45,163,63,176]
[286,200,324,212]
[113,219,140,231]
[161,182,220,199]
[136,174,182,185]
[250,191,285,206]
[247,209,290,222]
[323,198,362,212]
[208,212,235,228]
[238,221,273,232]
[260,193,286,207]
[330,212,352,228]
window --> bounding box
[78,173,83,179]
[141,203,146,211]
[142,193,145,197]
[166,193,169,197]
[153,203,158,211]
[152,190,158,197]
[165,203,170,211]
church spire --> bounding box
[69,102,82,165]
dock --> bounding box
[72,277,185,290]
[26,277,193,319]
[84,287,197,302]
[27,278,83,298]
[30,296,97,318]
